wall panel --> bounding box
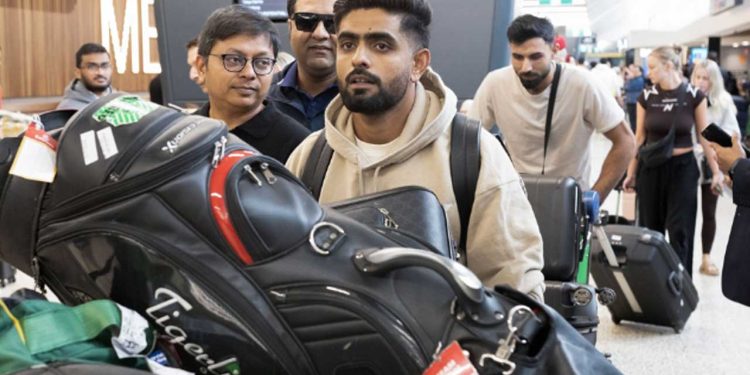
[0,0,159,98]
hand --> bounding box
[623,174,636,193]
[709,134,745,174]
[710,173,724,196]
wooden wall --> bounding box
[0,0,159,98]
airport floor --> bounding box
[2,133,748,374]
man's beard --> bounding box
[339,68,409,115]
[518,64,551,90]
[80,76,111,94]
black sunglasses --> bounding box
[292,12,335,34]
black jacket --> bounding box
[723,158,750,307]
[195,101,310,163]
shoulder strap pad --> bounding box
[300,132,334,200]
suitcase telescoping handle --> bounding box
[353,247,506,326]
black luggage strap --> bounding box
[300,131,334,200]
[541,63,562,175]
[450,113,482,254]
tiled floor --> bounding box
[2,133,748,374]
[591,133,750,374]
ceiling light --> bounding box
[733,42,740,48]
[743,41,750,46]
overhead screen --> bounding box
[235,0,288,20]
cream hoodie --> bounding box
[287,69,545,301]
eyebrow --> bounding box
[338,31,398,45]
[222,48,274,58]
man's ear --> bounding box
[287,19,294,38]
[550,43,558,55]
[74,68,82,80]
[196,55,208,81]
[411,48,431,82]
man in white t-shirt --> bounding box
[590,58,624,108]
[469,15,634,200]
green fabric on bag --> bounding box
[0,299,151,374]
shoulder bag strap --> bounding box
[300,132,334,200]
[541,62,562,175]
[450,112,482,255]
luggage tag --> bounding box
[8,121,57,183]
[423,341,479,375]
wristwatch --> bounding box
[728,159,741,181]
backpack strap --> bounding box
[450,113,482,256]
[541,62,562,175]
[300,131,334,200]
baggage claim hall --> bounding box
[1,0,749,374]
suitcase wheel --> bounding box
[612,317,621,325]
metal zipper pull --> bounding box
[259,162,277,184]
[244,165,262,186]
[378,208,399,229]
[211,136,227,168]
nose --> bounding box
[519,58,532,74]
[189,66,199,81]
[311,19,331,40]
[351,45,370,68]
[238,60,257,80]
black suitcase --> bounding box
[522,175,609,344]
[521,174,587,281]
[590,224,699,332]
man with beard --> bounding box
[57,43,115,110]
[194,5,310,163]
[286,0,545,301]
[469,15,634,201]
[268,0,338,131]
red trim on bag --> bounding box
[210,149,255,265]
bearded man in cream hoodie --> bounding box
[286,0,545,301]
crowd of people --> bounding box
[19,0,749,308]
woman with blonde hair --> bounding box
[623,46,722,276]
[691,59,741,276]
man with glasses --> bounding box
[57,43,115,110]
[268,0,338,131]
[195,5,310,163]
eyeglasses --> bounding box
[81,62,112,72]
[208,54,276,76]
[292,12,336,34]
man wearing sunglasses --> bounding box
[195,5,310,163]
[268,0,338,131]
[57,43,115,110]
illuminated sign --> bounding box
[101,0,161,74]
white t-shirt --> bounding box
[355,136,398,165]
[590,64,622,98]
[468,64,624,189]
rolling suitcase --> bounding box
[590,223,699,332]
[522,175,610,344]
[521,174,587,282]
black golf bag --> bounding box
[0,94,619,375]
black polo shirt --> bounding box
[195,101,310,163]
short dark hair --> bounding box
[287,0,297,17]
[185,37,198,50]
[75,43,109,68]
[506,14,555,45]
[599,57,609,64]
[333,0,432,49]
[198,5,279,58]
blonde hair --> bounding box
[691,59,736,118]
[650,46,681,72]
